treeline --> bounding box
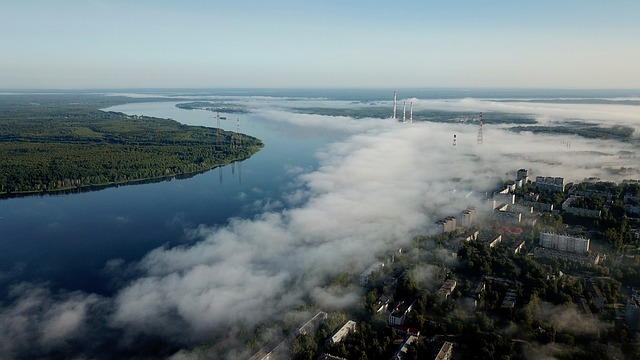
[175,101,248,113]
[509,124,635,141]
[292,107,537,124]
[0,94,263,195]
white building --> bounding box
[330,320,356,344]
[389,301,415,326]
[435,341,454,360]
[460,207,477,228]
[436,216,456,233]
[539,232,590,254]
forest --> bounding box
[509,123,635,141]
[0,94,263,196]
[292,106,537,125]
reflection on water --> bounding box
[0,101,328,296]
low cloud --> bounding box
[409,98,640,133]
[0,283,103,358]
[107,119,634,352]
[530,300,607,335]
[2,97,639,358]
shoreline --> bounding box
[0,155,253,200]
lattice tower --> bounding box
[477,112,484,145]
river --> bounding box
[0,98,333,296]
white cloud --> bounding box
[0,284,102,357]
[1,97,639,358]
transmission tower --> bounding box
[477,112,484,145]
[216,112,222,149]
[236,117,241,148]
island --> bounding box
[0,94,263,196]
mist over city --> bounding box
[2,1,640,359]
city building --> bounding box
[437,279,457,299]
[298,311,328,335]
[436,216,457,233]
[511,240,526,255]
[522,200,554,212]
[479,233,502,248]
[535,176,565,192]
[460,229,479,242]
[493,188,515,205]
[330,320,356,344]
[372,295,390,313]
[517,169,529,182]
[359,262,384,286]
[391,335,418,360]
[389,300,416,326]
[501,288,518,309]
[534,247,600,266]
[539,232,590,254]
[318,355,348,360]
[460,207,477,228]
[435,341,454,360]
[562,196,602,218]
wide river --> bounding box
[0,99,333,296]
[1,88,637,298]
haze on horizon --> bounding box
[2,0,640,90]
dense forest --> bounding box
[0,94,263,196]
[509,124,635,141]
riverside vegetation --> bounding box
[0,94,263,196]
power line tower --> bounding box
[229,117,242,151]
[216,112,222,149]
[477,112,484,145]
[236,117,241,149]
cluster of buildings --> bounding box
[328,167,636,358]
[435,207,477,234]
[535,176,566,192]
[249,311,328,360]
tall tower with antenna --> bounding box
[477,112,484,145]
[393,91,397,120]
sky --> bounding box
[1,0,640,89]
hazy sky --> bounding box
[2,0,639,89]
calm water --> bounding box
[0,99,331,296]
[1,88,636,297]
